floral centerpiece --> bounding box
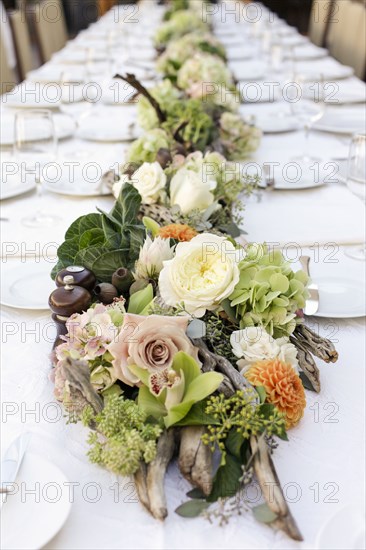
[51,184,339,540]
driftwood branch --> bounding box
[114,73,166,124]
[133,429,175,520]
[294,324,339,363]
[290,336,321,393]
[250,435,303,541]
[178,426,213,496]
[193,338,257,398]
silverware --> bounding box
[1,432,31,507]
[300,255,319,315]
[263,164,275,190]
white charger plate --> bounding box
[314,107,366,134]
[312,275,366,318]
[0,452,71,550]
[0,177,36,201]
[4,86,62,109]
[229,60,266,81]
[0,113,75,146]
[1,262,55,309]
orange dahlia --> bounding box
[158,224,198,242]
[246,359,306,429]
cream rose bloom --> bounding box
[170,167,216,215]
[158,233,240,317]
[108,313,199,386]
[230,327,299,373]
[114,162,166,204]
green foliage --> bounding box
[82,395,162,477]
[230,243,310,337]
[127,284,154,315]
[51,183,145,282]
[126,129,172,164]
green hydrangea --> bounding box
[82,395,162,476]
[127,129,172,164]
[230,244,310,337]
[154,10,207,47]
[156,32,226,80]
[137,80,181,131]
[220,112,262,160]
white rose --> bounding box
[230,327,298,372]
[135,236,174,280]
[159,233,240,317]
[131,162,167,204]
[170,167,216,215]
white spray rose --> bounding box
[158,233,240,317]
[130,162,167,204]
[170,167,217,214]
[135,236,174,280]
[230,327,299,372]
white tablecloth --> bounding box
[1,2,365,549]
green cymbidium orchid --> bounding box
[129,351,223,428]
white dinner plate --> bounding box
[314,107,366,134]
[285,45,328,61]
[27,65,86,84]
[0,113,75,146]
[311,275,366,318]
[0,171,36,201]
[52,49,108,64]
[101,81,139,105]
[243,161,332,191]
[297,64,354,82]
[1,262,55,309]
[0,452,72,550]
[280,35,308,47]
[316,505,365,549]
[255,113,300,133]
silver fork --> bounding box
[263,164,275,190]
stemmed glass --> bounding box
[345,133,366,260]
[13,110,61,227]
[289,74,326,165]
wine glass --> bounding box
[345,133,366,261]
[13,110,61,227]
[289,74,325,165]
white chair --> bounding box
[326,0,366,79]
[308,0,334,47]
[9,10,34,81]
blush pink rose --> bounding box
[108,313,200,386]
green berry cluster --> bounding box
[202,390,286,453]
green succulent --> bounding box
[230,244,310,337]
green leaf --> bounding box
[252,503,278,524]
[207,453,242,502]
[79,228,106,250]
[137,385,166,419]
[175,500,210,518]
[92,250,130,282]
[172,400,220,427]
[183,372,223,404]
[128,284,154,314]
[225,429,245,459]
[186,488,205,499]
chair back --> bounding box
[0,35,17,94]
[32,0,68,63]
[308,0,334,46]
[9,10,34,81]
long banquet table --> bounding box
[1,2,365,548]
